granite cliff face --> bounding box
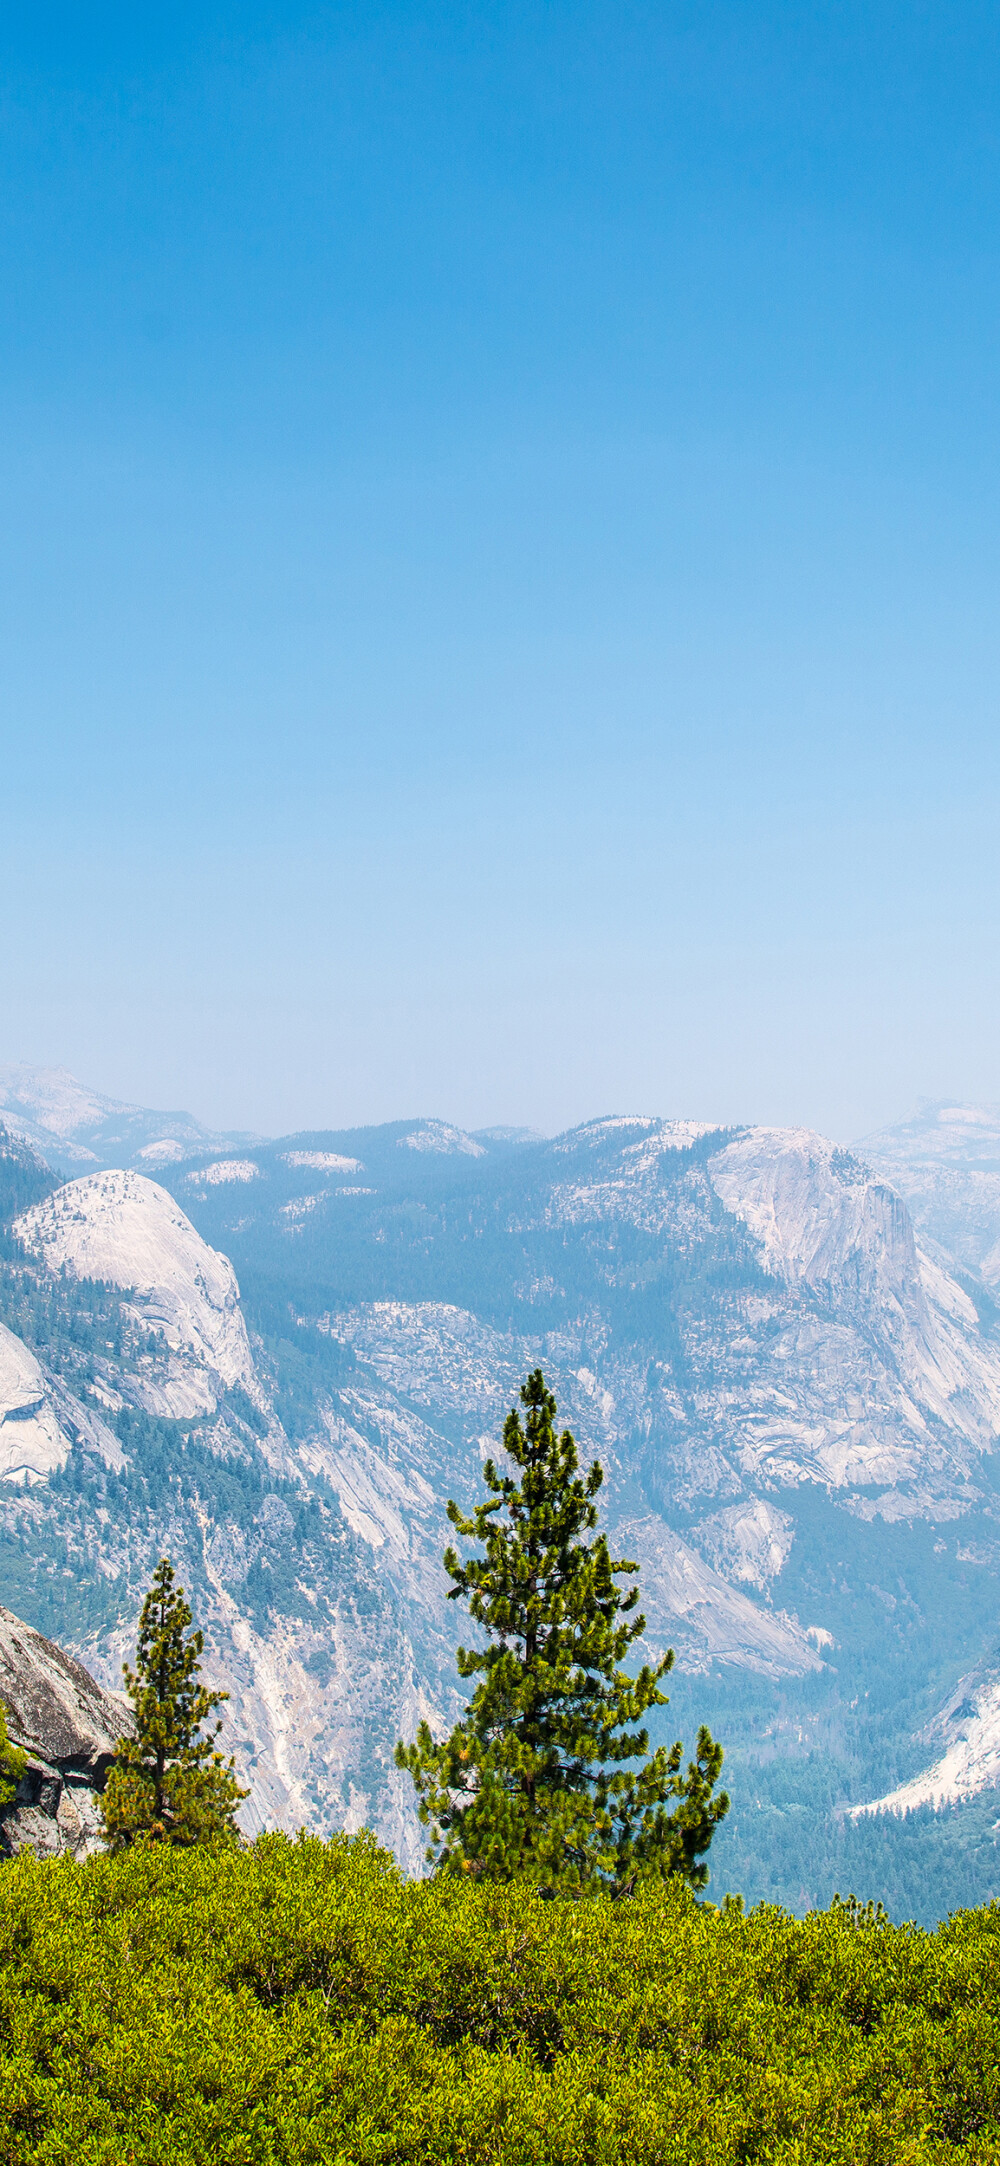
[0,1602,132,1857]
[851,1657,1000,1822]
[15,1170,256,1414]
[0,1139,435,1862]
[4,1106,1000,1889]
[0,1320,77,1484]
[706,1126,1000,1496]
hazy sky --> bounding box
[3,2,1000,1141]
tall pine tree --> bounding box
[100,1558,248,1850]
[396,1370,728,1895]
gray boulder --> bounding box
[0,1603,132,1858]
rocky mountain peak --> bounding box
[0,1062,261,1174]
[708,1127,919,1304]
[14,1171,254,1400]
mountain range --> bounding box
[0,1063,259,1173]
[4,1066,1000,1915]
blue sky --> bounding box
[3,1,1000,1139]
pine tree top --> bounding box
[123,1557,229,1768]
[397,1370,728,1896]
[101,1557,247,1851]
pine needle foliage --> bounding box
[100,1557,247,1850]
[0,1697,26,1808]
[396,1369,728,1894]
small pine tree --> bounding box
[0,1698,26,1808]
[100,1558,248,1850]
[396,1370,729,1896]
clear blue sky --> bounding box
[3,1,999,1140]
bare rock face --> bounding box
[0,1602,132,1859]
[14,1169,256,1411]
[0,1320,68,1484]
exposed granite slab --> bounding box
[0,1603,132,1858]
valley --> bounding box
[3,1072,1000,1916]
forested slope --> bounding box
[7,1106,1000,1918]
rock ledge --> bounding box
[0,1603,132,1858]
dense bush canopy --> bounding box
[4,1833,1000,2162]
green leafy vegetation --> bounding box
[0,1701,25,1808]
[5,1835,1000,2161]
[100,1559,248,1850]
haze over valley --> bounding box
[4,1063,1000,1914]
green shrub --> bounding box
[2,1833,1000,2162]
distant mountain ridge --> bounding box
[857,1100,1000,1294]
[6,1072,1000,1911]
[0,1065,548,1177]
[859,1100,1000,1172]
[0,1063,260,1173]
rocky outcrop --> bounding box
[0,1603,131,1858]
[7,1103,1000,1859]
[0,1317,124,1488]
[851,1655,1000,1821]
[0,1321,69,1484]
[14,1169,257,1412]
